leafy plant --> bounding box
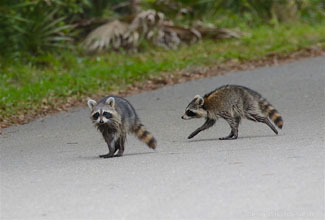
[21,2,74,55]
[0,1,34,58]
[298,0,325,24]
[0,1,75,58]
[148,0,325,26]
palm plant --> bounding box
[0,0,74,58]
[21,2,74,54]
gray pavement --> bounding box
[1,57,324,219]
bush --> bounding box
[148,0,325,26]
[0,0,78,59]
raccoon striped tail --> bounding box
[259,99,283,129]
[132,123,157,149]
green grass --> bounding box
[1,23,325,124]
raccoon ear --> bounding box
[105,97,115,108]
[87,99,97,110]
[194,95,204,106]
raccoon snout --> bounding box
[99,119,104,124]
[181,115,190,120]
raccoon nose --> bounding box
[181,116,184,119]
[99,119,104,124]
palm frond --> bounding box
[83,9,241,52]
[84,20,132,52]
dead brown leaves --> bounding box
[83,10,241,52]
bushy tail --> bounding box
[259,99,283,129]
[132,123,157,149]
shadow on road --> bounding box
[122,151,156,157]
[78,151,156,160]
[187,134,282,143]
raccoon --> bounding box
[181,85,283,140]
[87,96,157,158]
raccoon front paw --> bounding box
[188,133,196,139]
[99,153,114,158]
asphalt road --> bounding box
[1,57,324,219]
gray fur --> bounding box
[89,96,137,158]
[88,96,156,158]
[182,85,281,140]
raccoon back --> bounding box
[203,85,283,128]
[203,85,252,112]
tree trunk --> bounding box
[130,0,139,14]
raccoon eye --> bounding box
[92,112,99,120]
[186,110,196,117]
[103,112,112,119]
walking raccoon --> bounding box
[181,85,283,140]
[88,96,157,158]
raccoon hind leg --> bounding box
[247,113,278,135]
[220,116,240,140]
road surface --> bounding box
[1,57,324,219]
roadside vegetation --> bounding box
[1,0,325,128]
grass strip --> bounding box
[1,23,324,127]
